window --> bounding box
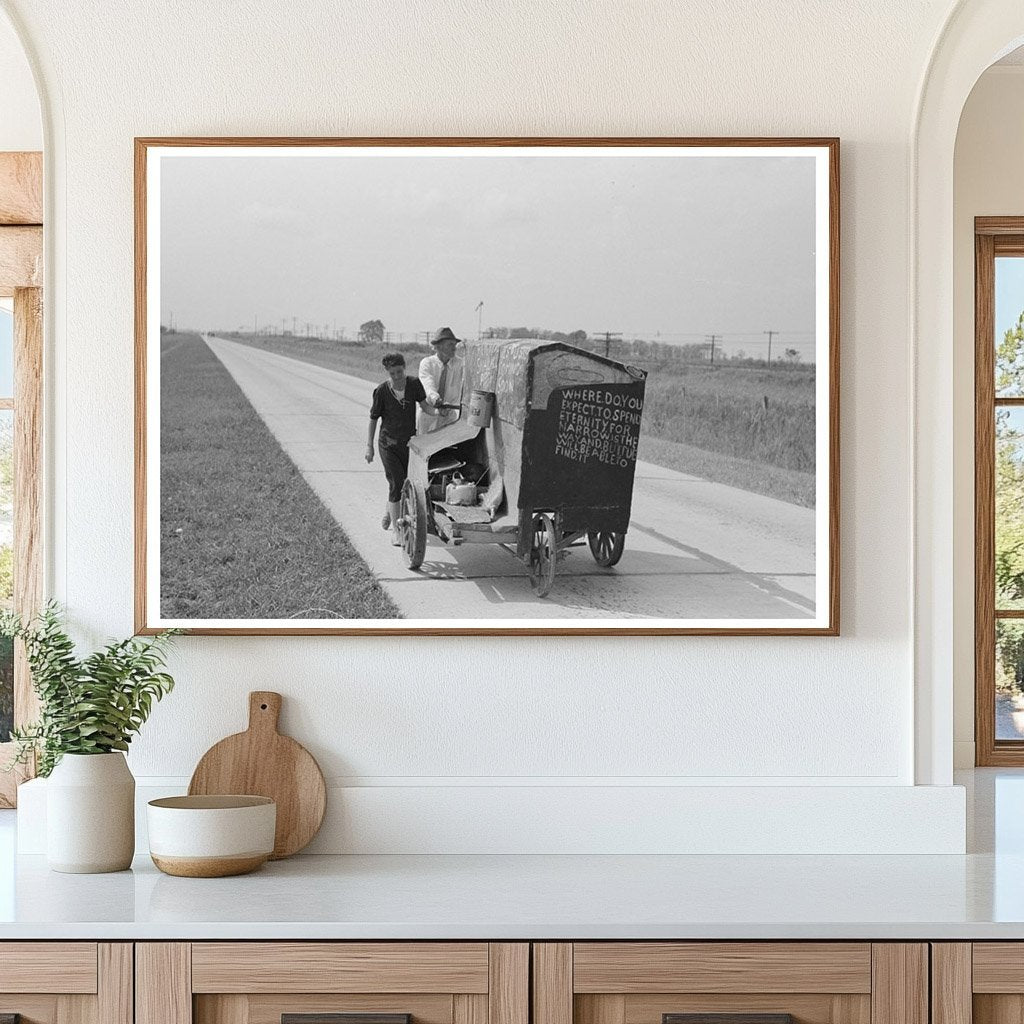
[975,219,1024,764]
[0,150,43,805]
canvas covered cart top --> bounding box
[455,338,648,534]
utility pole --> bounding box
[292,316,297,335]
[476,300,484,341]
[706,334,720,365]
[253,313,258,336]
[764,329,777,369]
[596,331,622,358]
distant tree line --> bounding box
[484,326,589,345]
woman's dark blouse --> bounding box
[370,377,427,444]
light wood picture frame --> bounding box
[135,137,839,636]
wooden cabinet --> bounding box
[532,944,928,1024]
[0,937,961,1024]
[932,943,1024,1024]
[136,944,528,1024]
[0,943,132,1024]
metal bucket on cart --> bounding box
[467,390,494,428]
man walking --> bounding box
[418,326,465,433]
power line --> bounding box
[596,331,622,358]
[705,334,720,365]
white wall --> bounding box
[0,0,971,852]
[952,66,1024,767]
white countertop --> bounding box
[3,769,1023,941]
[2,848,1023,940]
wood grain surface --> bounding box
[14,285,42,725]
[0,225,41,295]
[191,942,489,994]
[869,945,927,1024]
[488,944,529,1024]
[624,995,868,1024]
[573,943,871,994]
[972,943,1024,992]
[534,944,572,1024]
[136,944,192,1024]
[453,995,487,1024]
[0,943,97,993]
[930,944,971,1024]
[188,691,326,858]
[0,153,41,225]
[98,945,133,1024]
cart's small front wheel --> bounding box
[587,529,625,568]
[529,513,557,597]
[400,479,428,569]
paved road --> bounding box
[997,694,1024,740]
[203,335,817,622]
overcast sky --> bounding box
[160,149,818,351]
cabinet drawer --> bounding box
[534,944,926,1024]
[934,942,1024,1024]
[572,943,871,994]
[139,943,528,1024]
[0,942,98,993]
[191,943,490,993]
[0,943,130,1024]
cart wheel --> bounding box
[400,479,427,569]
[528,513,557,597]
[587,529,625,568]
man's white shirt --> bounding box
[418,352,465,433]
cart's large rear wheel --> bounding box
[400,479,427,569]
[587,529,625,568]
[528,513,557,597]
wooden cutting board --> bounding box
[188,691,326,859]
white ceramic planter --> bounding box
[46,752,135,873]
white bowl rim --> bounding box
[148,795,275,810]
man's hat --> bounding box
[431,326,460,346]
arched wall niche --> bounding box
[0,0,1017,805]
[914,1,1024,785]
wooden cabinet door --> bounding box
[0,943,131,1024]
[534,944,928,1024]
[935,943,1024,1024]
[137,943,528,1024]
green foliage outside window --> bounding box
[995,312,1024,693]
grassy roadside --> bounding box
[215,332,402,385]
[222,332,815,507]
[159,332,400,620]
[638,435,815,508]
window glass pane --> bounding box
[0,306,12,399]
[997,257,1024,397]
[998,620,1024,740]
[997,407,1024,609]
[0,409,11,742]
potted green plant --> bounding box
[1,602,179,873]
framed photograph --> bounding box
[135,137,838,636]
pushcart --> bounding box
[397,339,647,597]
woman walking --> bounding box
[366,353,432,545]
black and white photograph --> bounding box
[136,139,838,635]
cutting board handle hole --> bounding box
[260,703,268,710]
